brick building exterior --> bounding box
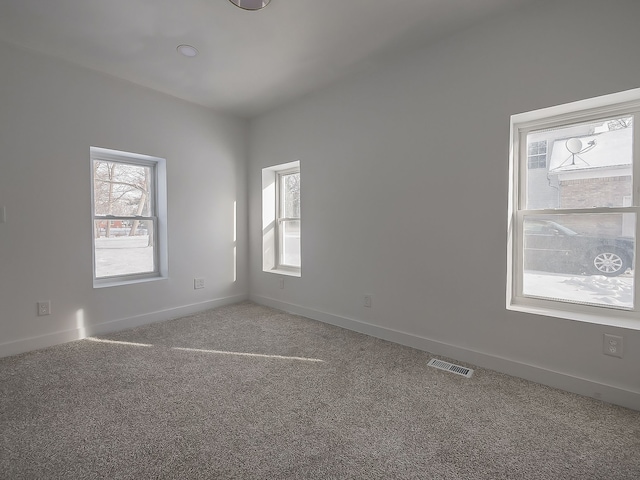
[529,124,633,237]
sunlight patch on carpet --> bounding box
[172,346,324,362]
[85,337,153,347]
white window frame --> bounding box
[507,88,640,330]
[275,167,301,272]
[262,161,301,277]
[91,147,168,287]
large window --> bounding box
[91,147,167,286]
[262,161,301,276]
[508,89,640,328]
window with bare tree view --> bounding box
[277,169,301,269]
[91,147,165,283]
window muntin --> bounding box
[276,168,301,270]
[91,148,165,284]
[509,92,640,325]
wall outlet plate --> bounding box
[194,278,205,289]
[37,301,51,316]
[364,295,373,308]
[603,334,623,358]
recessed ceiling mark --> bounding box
[177,45,199,58]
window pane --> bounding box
[523,214,635,309]
[280,172,300,218]
[526,116,633,210]
[279,219,300,267]
[93,162,153,216]
[527,140,547,169]
[94,220,155,278]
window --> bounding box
[262,161,301,276]
[276,168,301,269]
[527,140,547,169]
[91,147,167,286]
[508,89,640,328]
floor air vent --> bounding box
[427,358,474,378]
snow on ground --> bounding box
[94,236,634,308]
[524,271,633,308]
[94,236,154,278]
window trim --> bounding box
[90,147,168,287]
[262,161,301,277]
[507,88,640,330]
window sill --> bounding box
[508,301,640,331]
[93,275,167,289]
[267,268,301,278]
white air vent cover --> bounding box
[427,358,474,378]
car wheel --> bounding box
[590,249,629,276]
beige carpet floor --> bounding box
[1,301,639,479]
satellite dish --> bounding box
[566,138,583,154]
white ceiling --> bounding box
[0,0,536,118]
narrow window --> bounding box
[91,147,167,286]
[262,161,301,276]
[276,168,301,270]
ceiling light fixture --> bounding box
[228,0,271,11]
[177,44,199,57]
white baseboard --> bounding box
[0,294,248,359]
[251,294,640,411]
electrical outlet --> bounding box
[364,295,373,308]
[194,278,205,289]
[37,301,51,316]
[603,334,623,358]
[279,277,285,289]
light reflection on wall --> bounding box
[76,309,86,339]
[234,200,237,282]
[262,171,276,271]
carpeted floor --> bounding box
[1,301,639,479]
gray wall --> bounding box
[0,41,249,355]
[248,0,640,409]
